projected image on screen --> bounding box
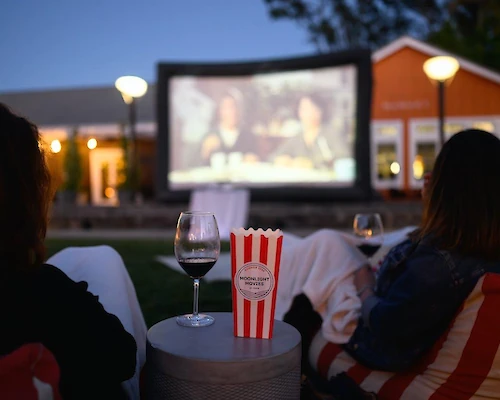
[168,65,357,189]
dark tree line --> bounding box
[264,0,500,71]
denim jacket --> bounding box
[343,236,500,372]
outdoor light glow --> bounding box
[390,161,401,175]
[413,157,424,180]
[104,187,116,199]
[50,139,61,153]
[423,56,460,82]
[87,138,97,150]
[115,76,148,98]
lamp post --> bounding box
[423,56,460,148]
[115,76,148,201]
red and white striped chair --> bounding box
[0,343,61,400]
[309,272,500,399]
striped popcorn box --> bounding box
[230,228,284,339]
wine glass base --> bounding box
[176,313,215,327]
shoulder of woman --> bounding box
[404,243,457,285]
[36,264,89,294]
[407,236,448,260]
[38,263,71,280]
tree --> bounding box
[117,124,139,195]
[61,128,82,192]
[427,0,500,71]
[264,0,443,52]
[264,0,500,70]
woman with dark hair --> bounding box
[346,129,500,369]
[196,88,260,167]
[284,129,500,397]
[270,93,351,170]
[0,103,141,399]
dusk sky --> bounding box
[0,0,316,93]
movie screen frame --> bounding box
[156,49,373,202]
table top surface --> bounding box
[147,312,301,362]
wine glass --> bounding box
[175,211,220,327]
[353,213,384,265]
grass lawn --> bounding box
[45,238,232,328]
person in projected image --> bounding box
[196,88,260,168]
[269,93,351,170]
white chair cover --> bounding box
[188,186,250,240]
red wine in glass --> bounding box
[353,213,384,264]
[178,257,217,279]
[357,243,381,258]
[175,211,220,328]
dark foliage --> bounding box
[264,0,500,70]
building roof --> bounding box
[373,36,500,85]
[0,84,156,128]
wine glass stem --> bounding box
[193,278,200,317]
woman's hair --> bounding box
[223,87,243,108]
[417,129,500,260]
[297,93,331,121]
[0,103,52,270]
[209,87,244,130]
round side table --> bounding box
[145,312,301,399]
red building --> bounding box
[371,36,500,196]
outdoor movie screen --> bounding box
[166,64,358,190]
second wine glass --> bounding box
[353,213,384,264]
[175,211,220,327]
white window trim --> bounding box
[371,119,404,190]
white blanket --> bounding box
[47,245,147,400]
[275,230,366,343]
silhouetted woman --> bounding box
[284,129,500,397]
[0,103,142,399]
[347,129,500,370]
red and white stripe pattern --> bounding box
[231,228,283,339]
[0,343,61,400]
[309,273,500,399]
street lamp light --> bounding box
[423,56,460,147]
[50,139,62,154]
[115,75,148,201]
[87,138,97,150]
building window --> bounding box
[413,143,436,180]
[376,143,400,181]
